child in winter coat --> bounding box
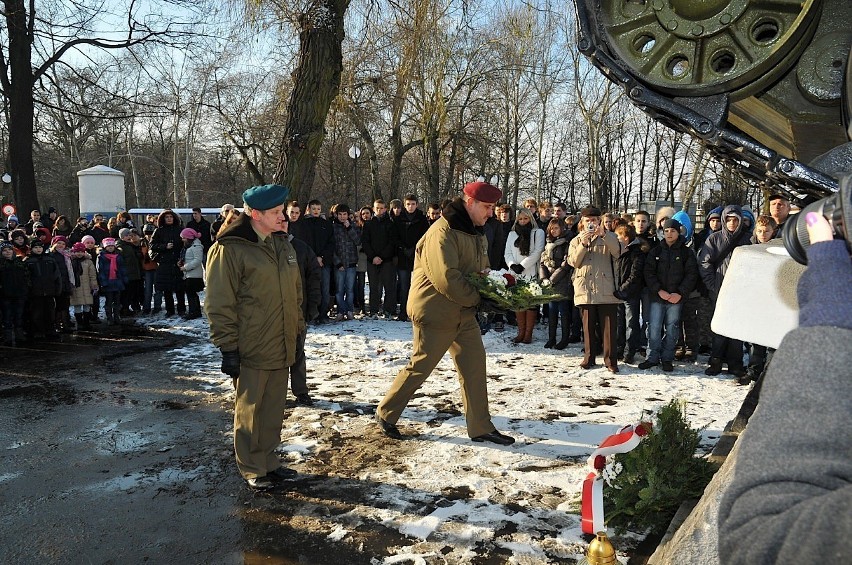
[538,218,573,349]
[50,236,75,333]
[24,239,61,338]
[178,228,205,319]
[614,224,648,364]
[97,238,127,325]
[69,242,98,330]
[0,241,31,345]
[80,235,102,323]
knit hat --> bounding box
[242,184,290,211]
[29,239,44,250]
[768,193,789,202]
[662,218,682,231]
[143,224,155,234]
[71,242,87,253]
[7,215,17,223]
[656,206,676,223]
[462,181,502,204]
[180,228,200,240]
[707,207,723,221]
[10,229,26,240]
[101,238,117,248]
[0,241,13,252]
[81,235,96,245]
[118,227,133,239]
[50,235,67,247]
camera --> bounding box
[586,223,595,232]
[783,174,852,265]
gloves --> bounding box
[479,298,506,314]
[541,279,552,287]
[221,349,240,379]
[510,264,524,274]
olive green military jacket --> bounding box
[205,213,303,369]
[407,199,488,328]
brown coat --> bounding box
[567,231,621,305]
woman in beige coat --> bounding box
[567,207,622,372]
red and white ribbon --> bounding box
[581,423,650,534]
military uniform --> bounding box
[205,201,303,482]
[377,198,498,439]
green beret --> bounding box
[242,184,291,211]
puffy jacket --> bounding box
[291,215,335,264]
[332,219,361,268]
[407,199,488,328]
[504,225,545,278]
[0,256,30,299]
[698,204,752,299]
[116,240,143,281]
[538,235,573,297]
[70,256,97,306]
[567,230,621,305]
[181,239,205,279]
[644,237,699,300]
[205,213,303,370]
[615,237,648,301]
[97,251,127,292]
[51,250,74,295]
[362,213,397,262]
[394,209,429,271]
[25,252,61,297]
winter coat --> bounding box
[116,240,143,281]
[68,224,90,245]
[504,225,545,279]
[0,256,30,299]
[149,212,184,289]
[538,235,573,297]
[186,217,213,251]
[644,237,699,301]
[180,239,205,280]
[407,198,488,328]
[697,204,752,300]
[567,230,622,306]
[204,212,304,370]
[51,250,74,295]
[614,237,648,301]
[89,224,109,244]
[25,252,61,297]
[70,255,98,306]
[483,216,505,272]
[288,234,322,322]
[394,209,429,271]
[291,215,335,264]
[332,219,361,268]
[361,213,398,263]
[97,251,127,292]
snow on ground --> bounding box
[143,302,748,563]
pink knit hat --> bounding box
[101,238,117,248]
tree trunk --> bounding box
[273,0,350,203]
[5,0,39,213]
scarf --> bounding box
[513,222,533,256]
[71,257,84,287]
[103,251,120,280]
[542,236,567,269]
[58,250,76,287]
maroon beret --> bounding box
[463,181,502,204]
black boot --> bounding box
[705,357,724,376]
[554,314,571,350]
[544,322,557,349]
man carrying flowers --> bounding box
[376,181,515,446]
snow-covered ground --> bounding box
[148,303,749,563]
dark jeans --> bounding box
[617,297,641,355]
[319,263,332,319]
[2,297,26,330]
[334,267,356,315]
[712,333,745,369]
[396,268,412,318]
[647,300,683,363]
[547,299,571,338]
[367,261,396,315]
[354,271,366,313]
[143,270,156,312]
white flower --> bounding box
[527,282,542,296]
[602,460,623,488]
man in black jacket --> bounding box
[394,194,429,321]
[361,199,397,318]
[282,214,321,406]
[639,218,698,372]
[186,207,213,252]
[292,199,335,323]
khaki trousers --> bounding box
[233,366,289,479]
[377,313,494,438]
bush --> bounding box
[602,400,714,535]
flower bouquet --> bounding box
[467,270,564,311]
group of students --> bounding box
[491,195,790,381]
[0,207,212,345]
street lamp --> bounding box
[348,145,361,207]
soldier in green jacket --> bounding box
[205,184,304,491]
[376,181,515,446]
